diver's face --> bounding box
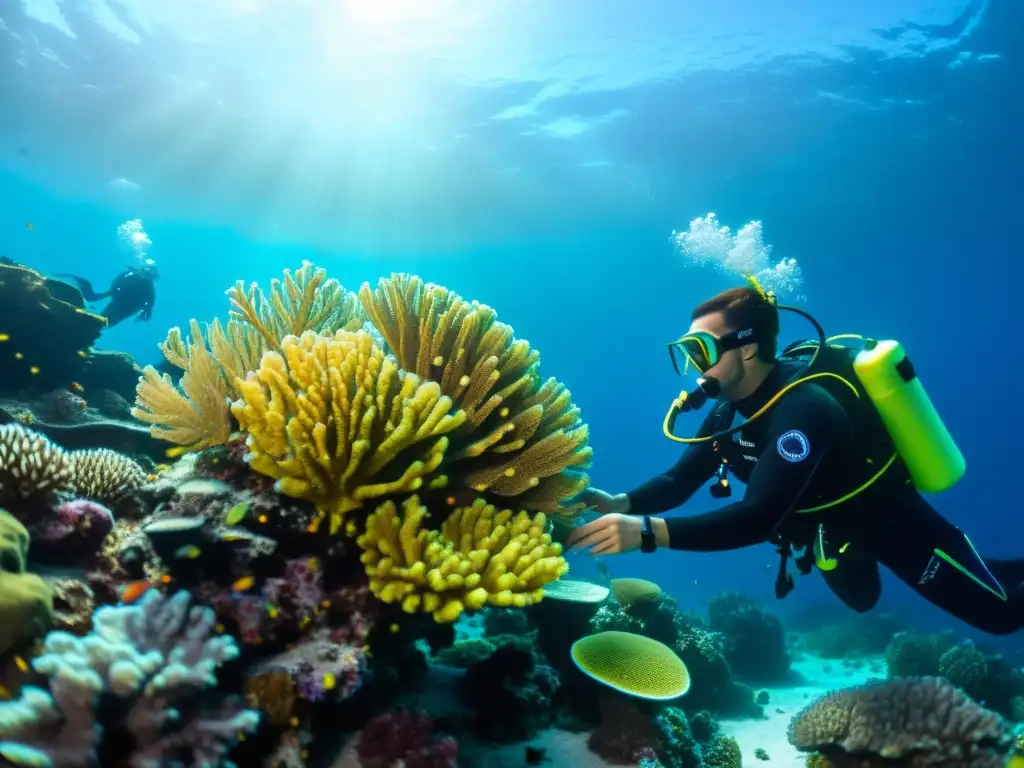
[687,311,756,398]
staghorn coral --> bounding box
[357,495,567,623]
[788,676,1014,767]
[231,329,465,534]
[0,423,73,500]
[132,262,366,452]
[358,273,591,514]
[0,589,259,768]
[67,447,148,503]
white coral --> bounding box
[0,590,258,768]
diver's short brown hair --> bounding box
[691,286,779,361]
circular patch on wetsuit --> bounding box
[777,430,811,462]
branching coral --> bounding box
[231,329,465,534]
[132,262,366,452]
[357,495,567,623]
[132,319,236,450]
[358,274,591,514]
[788,676,1013,767]
[0,589,260,768]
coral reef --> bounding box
[0,509,53,656]
[355,710,458,768]
[0,261,106,394]
[358,495,567,623]
[231,329,465,535]
[586,590,764,718]
[460,636,560,742]
[884,630,1024,720]
[706,591,791,683]
[788,676,1014,767]
[0,423,74,501]
[0,589,259,767]
[357,273,591,514]
[609,577,663,608]
[132,262,368,452]
[798,612,907,659]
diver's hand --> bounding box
[564,513,641,556]
[578,487,630,515]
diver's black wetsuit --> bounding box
[628,361,1024,635]
[59,267,156,327]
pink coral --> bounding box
[356,710,458,768]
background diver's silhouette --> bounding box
[58,265,158,327]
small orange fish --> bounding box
[69,382,83,392]
[231,576,255,592]
[14,656,29,673]
[119,580,152,604]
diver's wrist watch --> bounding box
[640,515,657,553]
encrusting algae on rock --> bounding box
[357,495,568,622]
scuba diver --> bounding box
[566,278,1024,636]
[58,265,157,328]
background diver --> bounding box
[58,264,158,328]
[566,279,1024,636]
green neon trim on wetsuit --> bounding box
[932,534,1007,601]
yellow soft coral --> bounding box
[230,330,465,534]
[133,262,366,452]
[359,274,592,515]
[357,495,568,623]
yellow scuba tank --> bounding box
[852,339,965,493]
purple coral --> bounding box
[39,499,114,551]
[788,676,1014,767]
[0,589,260,768]
[252,630,365,704]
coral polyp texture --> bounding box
[788,676,1014,767]
[231,329,465,534]
[358,495,567,622]
[0,589,259,768]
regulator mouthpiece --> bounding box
[680,377,720,412]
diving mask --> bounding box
[668,327,757,375]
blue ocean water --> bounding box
[0,0,1018,650]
